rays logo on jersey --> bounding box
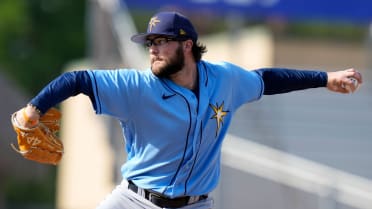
[209,101,229,137]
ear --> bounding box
[183,40,193,51]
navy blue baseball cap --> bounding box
[131,12,198,44]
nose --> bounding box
[149,45,159,54]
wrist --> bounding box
[23,104,41,126]
[26,103,41,116]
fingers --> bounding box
[341,78,359,93]
[345,68,363,84]
[341,68,362,93]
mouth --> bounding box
[151,57,163,64]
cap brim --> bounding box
[131,32,177,44]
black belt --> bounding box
[127,180,208,208]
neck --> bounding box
[169,61,198,91]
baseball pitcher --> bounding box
[11,11,362,209]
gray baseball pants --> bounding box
[96,180,214,209]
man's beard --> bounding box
[151,45,185,78]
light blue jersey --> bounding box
[87,60,264,198]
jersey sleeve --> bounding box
[87,69,140,120]
[221,62,264,106]
[29,71,94,114]
[255,68,327,95]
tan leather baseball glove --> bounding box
[11,108,64,165]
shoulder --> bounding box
[201,60,249,73]
[200,60,258,78]
[87,68,156,84]
[87,68,150,77]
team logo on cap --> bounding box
[210,101,229,137]
[179,29,187,35]
[149,16,160,32]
